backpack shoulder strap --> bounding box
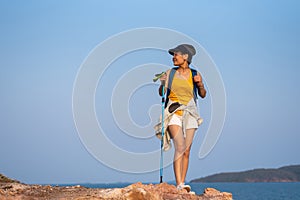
[191,68,197,77]
[167,67,178,89]
[191,68,198,102]
[165,67,178,108]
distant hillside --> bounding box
[191,165,300,183]
[0,174,20,184]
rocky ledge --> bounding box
[0,178,232,200]
[0,182,232,200]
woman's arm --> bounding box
[194,72,206,98]
[158,70,169,96]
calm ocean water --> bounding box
[189,182,300,200]
[61,182,300,200]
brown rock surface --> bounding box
[0,176,232,200]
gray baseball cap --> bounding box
[168,44,196,64]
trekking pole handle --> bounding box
[153,72,166,82]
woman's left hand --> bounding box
[193,74,202,84]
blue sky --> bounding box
[0,0,300,184]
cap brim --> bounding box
[168,48,176,55]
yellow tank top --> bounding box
[168,71,193,116]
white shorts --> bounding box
[168,114,198,129]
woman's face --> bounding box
[172,52,188,66]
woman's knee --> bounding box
[175,143,186,155]
[183,146,191,158]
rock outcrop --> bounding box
[0,175,232,200]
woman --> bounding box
[156,44,206,192]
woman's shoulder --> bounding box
[165,69,172,75]
[166,67,179,73]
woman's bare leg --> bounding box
[181,128,196,184]
[168,125,186,186]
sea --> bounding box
[58,182,300,200]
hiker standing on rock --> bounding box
[155,44,206,193]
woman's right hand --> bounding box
[160,73,167,85]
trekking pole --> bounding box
[153,72,166,183]
[159,83,165,183]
